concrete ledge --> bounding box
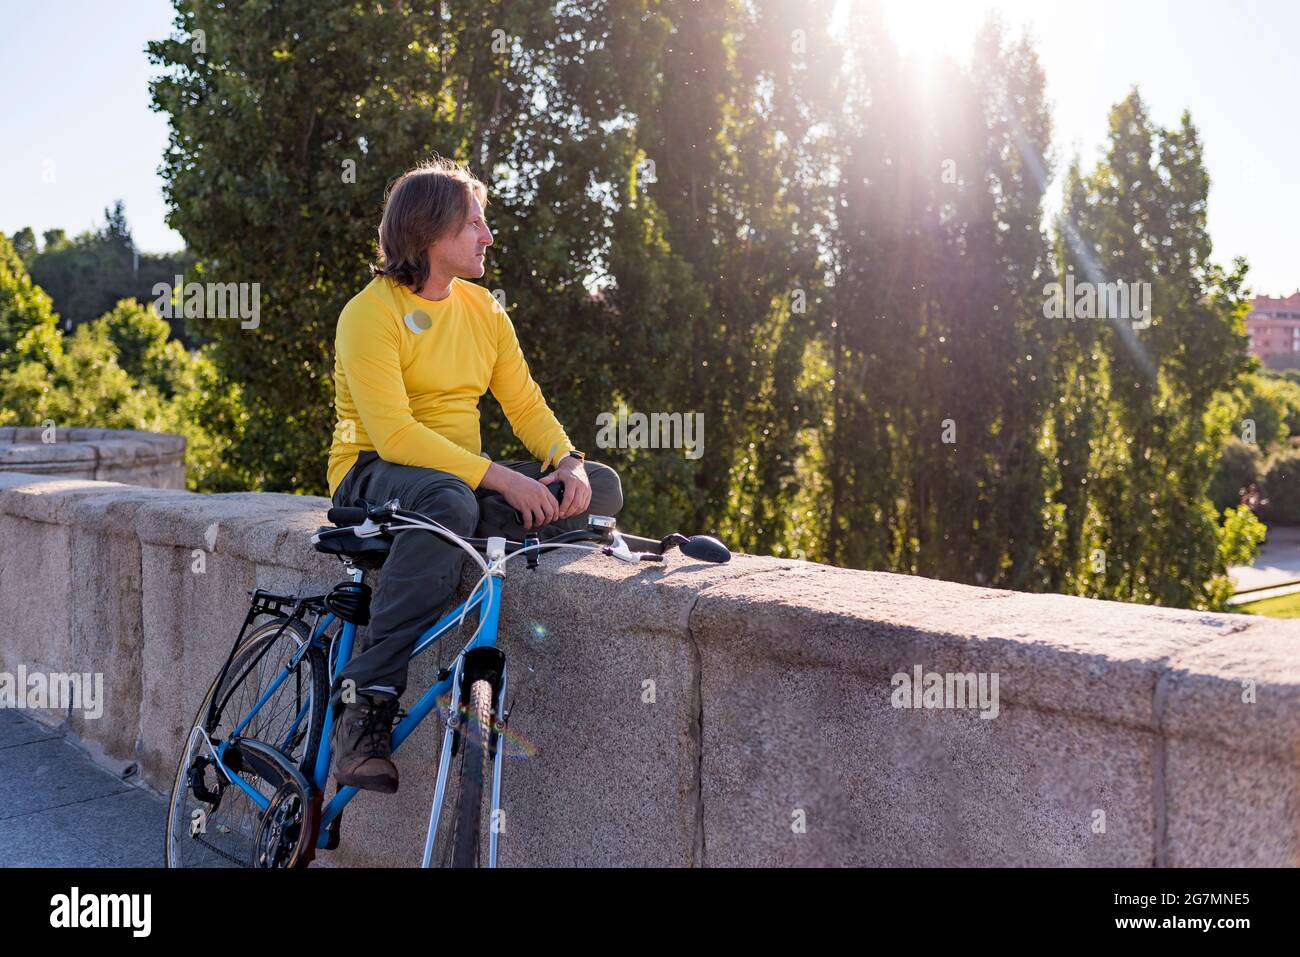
[0,427,186,489]
[0,471,1295,866]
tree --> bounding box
[1209,438,1261,513]
[148,0,654,494]
[0,231,59,370]
[102,200,133,250]
[141,0,1260,608]
[605,0,830,547]
[1051,91,1256,607]
[27,202,195,338]
[794,12,1056,586]
[10,228,36,261]
[1259,449,1300,524]
[0,233,247,491]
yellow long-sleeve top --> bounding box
[326,276,574,497]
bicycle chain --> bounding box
[191,830,251,868]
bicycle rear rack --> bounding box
[201,589,331,732]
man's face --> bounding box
[429,192,492,280]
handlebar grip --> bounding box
[512,482,564,527]
[327,506,367,527]
[619,532,666,554]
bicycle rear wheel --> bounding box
[165,616,326,867]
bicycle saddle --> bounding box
[314,502,394,569]
[313,527,390,567]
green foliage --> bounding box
[1218,504,1267,568]
[1259,449,1300,525]
[93,299,190,397]
[1263,367,1300,387]
[23,203,196,341]
[789,14,1057,587]
[1045,91,1251,609]
[0,233,247,492]
[149,0,630,492]
[130,1,1261,610]
[1209,438,1262,513]
[1204,504,1266,609]
[1214,370,1300,450]
[145,0,824,517]
[9,228,36,262]
[3,321,165,428]
[0,231,60,368]
[605,0,828,547]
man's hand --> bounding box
[541,455,591,520]
[481,462,560,530]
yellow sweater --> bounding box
[326,277,574,496]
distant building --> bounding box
[1246,292,1300,368]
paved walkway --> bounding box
[0,709,165,866]
[1229,524,1300,600]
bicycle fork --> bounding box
[421,651,509,867]
[488,662,507,867]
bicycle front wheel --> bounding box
[448,678,494,868]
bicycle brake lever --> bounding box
[659,533,690,554]
[352,518,386,538]
[603,532,642,563]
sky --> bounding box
[875,0,1300,297]
[1,0,1296,296]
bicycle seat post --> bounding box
[340,558,364,584]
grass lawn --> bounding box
[1235,591,1300,619]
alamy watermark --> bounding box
[1043,274,1151,330]
[0,667,104,719]
[890,665,1000,719]
[151,275,261,329]
[595,406,704,459]
[50,887,150,937]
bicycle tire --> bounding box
[449,679,494,868]
[164,616,326,868]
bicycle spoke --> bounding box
[168,617,323,868]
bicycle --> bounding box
[163,492,731,867]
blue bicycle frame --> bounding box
[197,518,681,867]
[314,568,503,841]
[208,563,507,863]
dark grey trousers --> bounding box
[328,451,623,706]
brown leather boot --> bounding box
[331,692,401,793]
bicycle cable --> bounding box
[376,523,610,731]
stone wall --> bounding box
[0,428,186,489]
[0,471,1295,866]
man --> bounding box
[325,158,622,793]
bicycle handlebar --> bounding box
[317,497,730,564]
[326,505,368,526]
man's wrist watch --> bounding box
[560,449,585,467]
